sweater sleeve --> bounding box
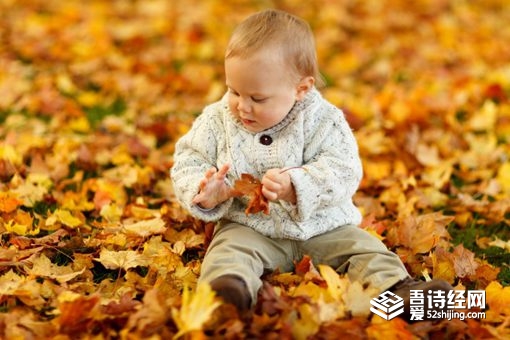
[286,104,362,222]
[170,107,233,221]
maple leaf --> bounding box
[485,281,510,321]
[488,237,510,252]
[27,254,86,283]
[101,292,141,317]
[143,236,183,276]
[12,173,52,207]
[122,217,167,237]
[318,265,347,302]
[431,246,456,284]
[4,213,39,236]
[0,191,23,213]
[0,270,47,306]
[295,255,327,287]
[396,212,453,254]
[0,307,57,338]
[366,315,414,339]
[496,162,510,194]
[45,209,83,228]
[164,227,205,250]
[57,294,100,335]
[231,173,269,215]
[343,281,378,317]
[171,283,221,339]
[121,289,170,337]
[95,249,149,270]
[451,244,479,279]
[291,303,321,340]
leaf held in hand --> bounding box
[232,173,269,215]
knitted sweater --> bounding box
[170,88,363,240]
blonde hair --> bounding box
[226,9,324,87]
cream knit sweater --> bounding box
[170,88,363,240]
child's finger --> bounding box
[216,163,230,178]
[198,177,208,190]
[204,167,217,179]
[261,186,278,201]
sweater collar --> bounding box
[223,87,321,135]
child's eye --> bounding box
[229,89,239,96]
[251,97,266,103]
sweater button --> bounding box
[259,135,272,145]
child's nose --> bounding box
[237,97,251,113]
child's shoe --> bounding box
[390,277,454,322]
[210,274,251,312]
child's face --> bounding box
[225,51,310,133]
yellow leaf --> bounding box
[57,290,82,303]
[486,281,510,321]
[171,283,220,339]
[77,91,101,107]
[431,247,456,284]
[489,237,510,252]
[68,116,91,133]
[4,219,40,236]
[496,162,510,194]
[421,161,453,189]
[143,236,183,276]
[95,249,149,270]
[100,203,123,222]
[122,217,166,237]
[343,281,378,317]
[46,209,82,228]
[415,143,441,166]
[469,100,497,131]
[27,254,86,283]
[318,265,348,302]
[0,144,22,165]
[291,303,320,340]
[292,281,327,301]
[12,173,52,207]
[103,233,127,247]
[0,270,46,306]
[56,73,77,94]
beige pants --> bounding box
[199,221,410,304]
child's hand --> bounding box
[192,164,232,209]
[261,168,297,204]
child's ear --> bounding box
[296,76,315,101]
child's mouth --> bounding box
[241,118,256,125]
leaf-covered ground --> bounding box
[1,0,509,339]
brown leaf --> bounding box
[232,173,269,215]
[102,293,141,316]
[57,294,100,335]
[451,244,479,279]
[396,212,453,254]
[312,318,369,340]
[472,263,500,288]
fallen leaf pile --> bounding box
[0,0,509,338]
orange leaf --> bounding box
[232,173,269,215]
[57,295,100,335]
[0,192,22,213]
[295,255,327,288]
